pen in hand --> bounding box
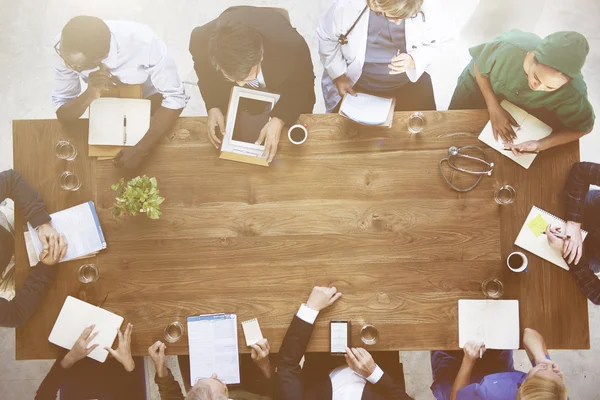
[542,231,571,240]
[479,347,483,359]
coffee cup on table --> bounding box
[288,124,308,145]
[507,251,528,272]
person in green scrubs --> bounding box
[450,30,594,155]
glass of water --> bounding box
[60,171,82,191]
[55,140,77,161]
[408,112,426,134]
[78,264,99,284]
[164,321,185,343]
[482,278,504,299]
[361,323,379,345]
[494,185,516,205]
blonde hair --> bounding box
[516,375,567,400]
[366,0,424,19]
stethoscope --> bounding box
[439,146,495,192]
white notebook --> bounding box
[339,93,394,126]
[188,314,240,385]
[89,98,151,146]
[49,296,123,363]
[478,100,552,169]
[515,206,588,270]
[458,299,520,349]
[241,318,264,346]
[27,202,106,264]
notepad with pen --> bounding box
[515,206,588,270]
[88,98,151,147]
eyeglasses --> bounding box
[54,40,106,72]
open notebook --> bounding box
[188,314,240,385]
[458,299,520,349]
[478,100,552,169]
[515,206,588,270]
[26,202,106,264]
[339,93,395,127]
[89,98,151,146]
[49,296,123,363]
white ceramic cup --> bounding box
[507,251,528,272]
[288,124,308,145]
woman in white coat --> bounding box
[317,0,449,112]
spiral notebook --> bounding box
[515,206,588,270]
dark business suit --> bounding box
[189,6,316,126]
[277,316,413,400]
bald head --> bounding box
[186,378,228,400]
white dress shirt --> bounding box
[296,304,384,400]
[52,20,187,111]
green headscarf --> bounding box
[534,31,589,78]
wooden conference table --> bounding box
[13,111,589,360]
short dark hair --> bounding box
[532,54,571,82]
[61,16,110,60]
[208,21,263,82]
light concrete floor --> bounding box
[1,0,599,399]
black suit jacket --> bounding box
[277,316,413,400]
[189,6,316,126]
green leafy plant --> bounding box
[111,175,165,220]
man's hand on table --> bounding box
[148,341,169,378]
[61,325,99,369]
[114,145,147,171]
[105,323,135,372]
[256,117,285,163]
[345,347,377,378]
[39,233,68,266]
[251,338,272,378]
[306,286,343,312]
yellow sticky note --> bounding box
[527,214,548,237]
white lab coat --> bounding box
[317,0,451,111]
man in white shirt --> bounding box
[52,16,187,170]
[277,286,412,400]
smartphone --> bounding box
[330,320,350,356]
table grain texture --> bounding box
[13,111,589,360]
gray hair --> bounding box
[186,382,227,400]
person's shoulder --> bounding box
[105,20,159,46]
[479,29,541,56]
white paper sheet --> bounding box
[339,93,393,125]
[330,321,348,353]
[89,98,151,146]
[241,318,263,346]
[48,296,123,363]
[188,314,240,385]
[478,100,552,169]
[515,206,588,270]
[27,202,106,263]
[458,299,520,349]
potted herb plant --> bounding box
[111,175,165,220]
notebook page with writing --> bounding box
[515,206,588,270]
[188,314,240,385]
[27,202,106,263]
[458,299,520,349]
[89,98,151,146]
[478,100,552,169]
[48,296,123,362]
[339,93,393,125]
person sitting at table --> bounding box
[52,16,188,170]
[0,169,67,327]
[148,338,278,399]
[277,286,411,399]
[544,161,600,305]
[36,323,147,399]
[430,328,567,400]
[449,29,595,155]
[189,6,316,163]
[316,0,450,113]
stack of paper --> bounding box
[26,202,106,266]
[515,206,588,270]
[188,314,240,385]
[339,93,395,127]
[49,296,123,362]
[478,100,552,169]
[458,299,520,349]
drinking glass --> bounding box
[60,171,82,191]
[360,323,379,345]
[408,112,426,134]
[78,264,99,284]
[494,185,516,205]
[55,140,77,161]
[482,278,504,299]
[164,321,185,343]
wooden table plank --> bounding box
[12,111,589,360]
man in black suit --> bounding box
[190,6,316,162]
[277,286,413,400]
